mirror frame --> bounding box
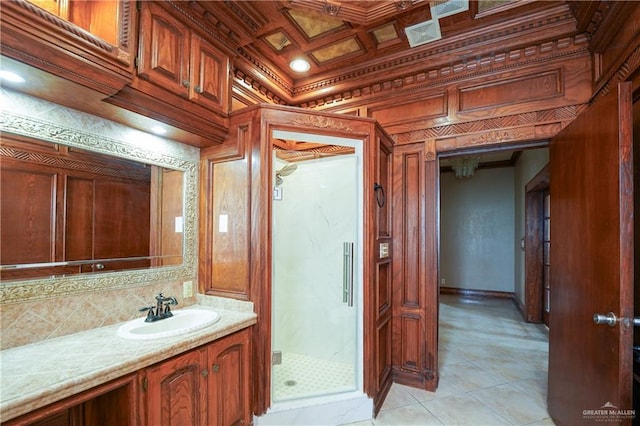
[0,90,198,304]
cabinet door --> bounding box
[137,2,190,98]
[190,34,230,114]
[143,347,208,426]
[208,329,252,426]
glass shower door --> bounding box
[271,143,360,403]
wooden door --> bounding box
[143,347,208,426]
[547,83,634,424]
[137,2,190,98]
[190,34,229,113]
[207,329,251,426]
[371,128,394,414]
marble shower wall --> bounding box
[272,154,358,365]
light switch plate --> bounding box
[379,242,389,258]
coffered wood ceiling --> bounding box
[189,0,615,106]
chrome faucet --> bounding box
[139,293,178,322]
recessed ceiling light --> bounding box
[151,125,167,135]
[0,70,25,83]
[289,58,310,73]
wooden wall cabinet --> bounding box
[0,0,136,95]
[136,1,229,115]
[139,328,252,426]
[107,1,231,147]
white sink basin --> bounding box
[117,309,220,340]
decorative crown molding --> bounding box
[234,33,589,109]
[10,0,114,52]
[390,104,587,146]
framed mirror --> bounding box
[0,90,198,303]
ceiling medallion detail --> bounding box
[395,1,412,11]
[323,1,341,16]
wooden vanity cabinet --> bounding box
[207,329,252,426]
[141,346,208,425]
[2,374,138,426]
[139,328,252,426]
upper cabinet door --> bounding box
[137,2,190,98]
[1,0,137,94]
[190,34,230,114]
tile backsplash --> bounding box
[0,280,194,350]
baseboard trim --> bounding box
[439,287,514,300]
[513,295,527,320]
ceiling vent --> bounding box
[430,0,469,19]
[405,19,442,48]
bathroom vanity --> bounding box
[0,305,256,425]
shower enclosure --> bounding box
[268,130,367,418]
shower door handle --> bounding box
[343,242,354,307]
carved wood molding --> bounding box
[222,1,261,33]
[234,67,288,106]
[166,1,239,56]
[287,115,354,132]
[0,144,151,181]
[299,37,589,109]
[8,0,114,52]
[390,104,588,149]
[234,23,588,108]
[424,140,436,162]
[595,42,640,101]
[296,14,579,96]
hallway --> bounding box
[351,295,553,425]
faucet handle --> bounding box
[139,306,156,321]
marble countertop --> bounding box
[0,302,257,422]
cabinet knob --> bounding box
[195,85,203,94]
[182,80,190,88]
[212,364,220,372]
[201,369,209,377]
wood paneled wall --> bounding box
[199,118,253,301]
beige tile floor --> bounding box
[348,294,555,426]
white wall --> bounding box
[513,148,549,307]
[440,167,515,292]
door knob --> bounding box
[593,312,639,328]
[593,312,618,327]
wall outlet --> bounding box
[441,278,446,285]
[183,280,193,298]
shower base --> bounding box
[272,352,355,401]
